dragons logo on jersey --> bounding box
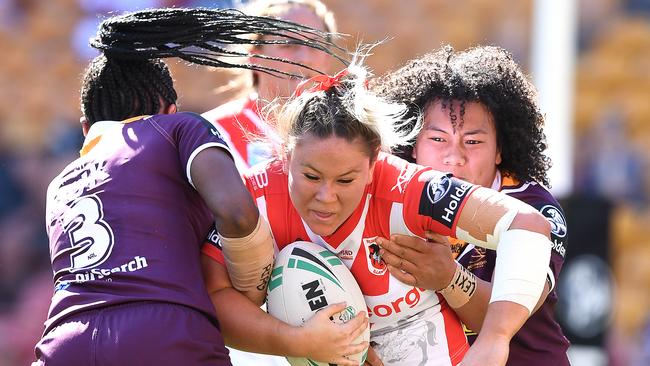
[363,237,387,275]
[541,205,567,238]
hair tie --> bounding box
[293,68,349,97]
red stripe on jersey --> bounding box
[440,300,470,365]
[202,243,225,265]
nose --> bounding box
[443,146,466,166]
[315,181,337,203]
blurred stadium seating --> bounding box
[0,0,648,365]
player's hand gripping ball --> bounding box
[267,241,370,365]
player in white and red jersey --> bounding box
[372,46,570,366]
[206,154,471,364]
[201,63,554,366]
[203,3,338,365]
[203,0,336,171]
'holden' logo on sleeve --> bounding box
[418,174,472,229]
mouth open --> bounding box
[311,210,335,221]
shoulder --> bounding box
[202,97,250,123]
[243,159,287,196]
[502,180,562,211]
[371,153,428,197]
[505,179,568,257]
[151,111,210,126]
[502,179,565,221]
[151,112,219,137]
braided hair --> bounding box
[372,45,552,187]
[80,7,345,124]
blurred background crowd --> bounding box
[0,0,649,365]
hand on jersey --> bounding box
[376,232,457,290]
[299,302,369,366]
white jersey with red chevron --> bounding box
[204,153,476,365]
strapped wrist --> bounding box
[438,261,477,308]
[220,215,275,292]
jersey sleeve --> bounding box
[531,200,568,290]
[201,225,225,264]
[402,169,478,238]
[161,112,233,188]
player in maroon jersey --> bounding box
[372,45,571,365]
[201,61,555,366]
[33,8,346,366]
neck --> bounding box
[490,170,502,190]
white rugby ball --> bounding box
[267,241,369,366]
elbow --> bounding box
[510,208,551,238]
[231,207,260,234]
[530,210,551,238]
[215,201,260,238]
[245,290,267,307]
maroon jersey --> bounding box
[456,173,570,365]
[43,112,230,334]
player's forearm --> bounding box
[450,276,491,332]
[474,300,528,344]
[212,287,303,356]
[448,274,551,332]
[456,300,526,366]
[454,187,552,313]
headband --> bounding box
[292,68,349,97]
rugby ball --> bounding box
[267,241,369,366]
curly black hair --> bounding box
[371,45,551,187]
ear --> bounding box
[495,147,502,166]
[283,150,292,174]
[80,116,90,137]
[367,155,379,185]
[411,147,417,161]
[164,103,177,115]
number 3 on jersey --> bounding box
[62,195,115,271]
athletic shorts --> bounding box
[32,301,231,366]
